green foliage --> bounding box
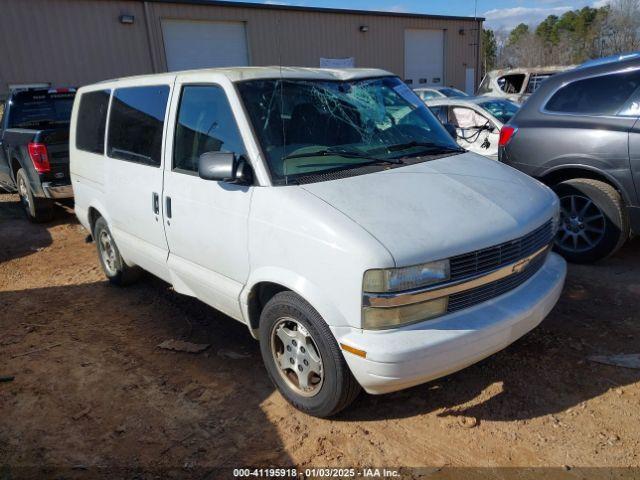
[500,4,614,66]
[507,23,529,46]
[482,28,498,71]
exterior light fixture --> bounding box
[459,28,465,35]
[119,14,135,24]
[359,25,369,33]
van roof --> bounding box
[94,66,394,85]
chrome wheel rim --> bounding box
[556,194,606,253]
[17,175,30,211]
[98,229,118,276]
[270,317,324,397]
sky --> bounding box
[258,0,612,31]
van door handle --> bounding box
[165,196,172,218]
[152,192,159,214]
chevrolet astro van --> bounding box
[70,67,566,417]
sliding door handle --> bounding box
[165,196,172,219]
[152,192,159,214]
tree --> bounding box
[507,23,529,46]
[482,28,498,72]
[601,0,640,55]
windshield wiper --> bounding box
[386,141,465,155]
[282,148,403,164]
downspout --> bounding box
[143,1,159,73]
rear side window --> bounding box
[107,85,170,166]
[173,85,245,173]
[545,70,640,116]
[76,90,110,154]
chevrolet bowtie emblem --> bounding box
[512,257,533,274]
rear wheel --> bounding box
[259,291,361,417]
[93,217,141,285]
[16,168,53,223]
[553,179,629,263]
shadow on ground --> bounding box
[0,276,290,477]
[0,194,75,263]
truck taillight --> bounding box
[498,125,517,147]
[28,142,50,173]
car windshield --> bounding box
[236,76,461,184]
[478,99,520,124]
[440,88,468,98]
[8,90,75,129]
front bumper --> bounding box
[42,182,73,199]
[338,252,566,394]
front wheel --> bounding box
[259,291,361,417]
[553,178,629,263]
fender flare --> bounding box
[240,266,350,338]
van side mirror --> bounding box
[198,151,253,185]
[444,123,458,139]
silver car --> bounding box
[426,97,520,160]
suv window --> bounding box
[107,85,170,166]
[174,85,245,173]
[76,90,111,154]
[545,70,640,116]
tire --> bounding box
[259,291,361,418]
[16,168,53,223]
[552,178,629,263]
[93,217,141,286]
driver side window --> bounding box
[173,85,246,173]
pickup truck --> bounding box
[0,88,76,221]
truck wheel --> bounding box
[16,168,53,223]
[93,217,141,286]
[259,291,361,418]
[553,179,629,263]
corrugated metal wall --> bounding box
[0,0,481,97]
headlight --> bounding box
[363,297,448,330]
[363,260,450,293]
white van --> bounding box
[70,67,566,417]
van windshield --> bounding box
[236,76,461,184]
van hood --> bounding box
[300,153,557,267]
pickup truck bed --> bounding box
[0,88,75,221]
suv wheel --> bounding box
[16,168,53,222]
[93,217,141,285]
[553,178,629,263]
[259,291,361,417]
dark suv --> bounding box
[499,57,640,263]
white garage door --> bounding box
[162,20,249,71]
[404,29,444,87]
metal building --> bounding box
[0,0,483,98]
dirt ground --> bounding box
[1,193,639,478]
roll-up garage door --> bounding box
[404,29,444,88]
[162,20,249,71]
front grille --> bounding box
[449,220,554,282]
[447,249,548,313]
